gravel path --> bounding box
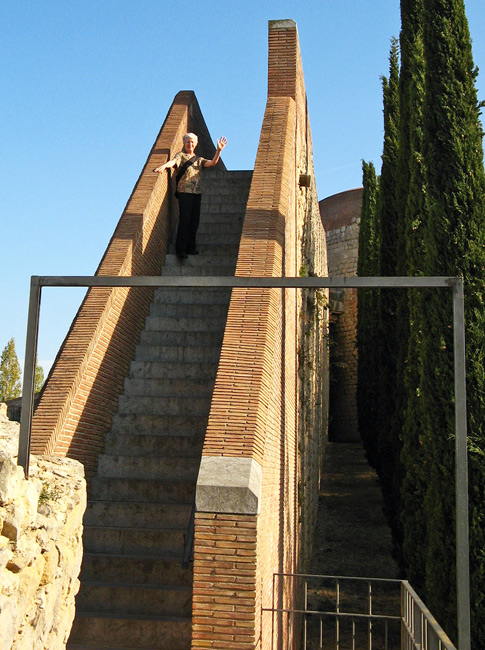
[304,441,401,650]
[310,441,399,579]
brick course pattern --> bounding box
[320,188,363,442]
[31,91,223,474]
[192,20,329,650]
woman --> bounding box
[154,133,227,259]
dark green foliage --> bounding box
[374,40,401,510]
[356,162,380,459]
[0,338,22,401]
[396,0,429,591]
[357,0,485,645]
[418,0,485,642]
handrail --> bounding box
[182,501,195,569]
[265,573,458,650]
[402,580,457,650]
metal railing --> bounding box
[182,501,195,569]
[265,573,457,650]
[17,274,470,650]
[401,581,457,650]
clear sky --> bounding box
[1,0,484,377]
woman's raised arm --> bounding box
[203,137,227,168]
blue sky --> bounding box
[1,0,484,376]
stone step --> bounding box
[134,343,222,364]
[68,613,191,650]
[202,183,251,195]
[201,176,249,190]
[201,176,248,191]
[122,376,215,398]
[104,432,204,457]
[162,264,235,277]
[152,287,231,305]
[128,360,218,381]
[144,314,226,332]
[138,329,224,348]
[202,169,252,181]
[165,253,236,268]
[83,525,186,556]
[117,395,210,416]
[201,195,247,210]
[76,582,191,617]
[199,216,244,228]
[88,477,195,503]
[81,552,192,586]
[189,219,243,235]
[148,301,228,319]
[97,453,200,480]
[84,501,192,529]
[110,413,208,437]
[166,243,240,258]
[195,231,243,246]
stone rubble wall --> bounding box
[0,405,86,650]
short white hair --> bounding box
[183,133,198,145]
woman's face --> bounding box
[184,138,196,154]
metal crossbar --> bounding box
[17,274,469,650]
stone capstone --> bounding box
[196,456,262,514]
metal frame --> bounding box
[18,274,470,650]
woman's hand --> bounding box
[216,137,227,152]
[204,137,227,167]
[153,164,166,173]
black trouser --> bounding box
[176,192,202,255]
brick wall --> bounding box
[320,188,362,442]
[31,91,222,474]
[192,20,329,650]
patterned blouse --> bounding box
[174,152,209,194]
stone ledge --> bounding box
[196,457,262,515]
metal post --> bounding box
[18,276,42,477]
[452,278,471,650]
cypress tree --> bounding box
[395,0,429,586]
[357,161,380,460]
[374,39,401,503]
[419,0,485,642]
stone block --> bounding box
[196,456,262,515]
[0,453,23,504]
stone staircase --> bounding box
[68,170,252,650]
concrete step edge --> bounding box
[72,612,191,622]
[83,551,188,560]
[80,581,191,591]
[84,523,186,530]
